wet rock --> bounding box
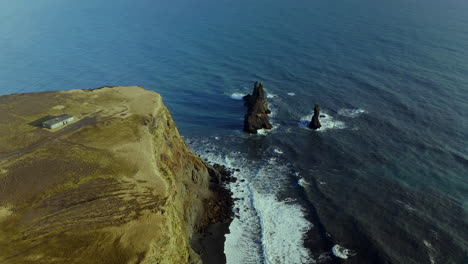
[200,162,235,229]
[213,164,232,181]
[243,81,273,134]
[308,104,322,130]
[205,162,223,184]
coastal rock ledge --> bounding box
[0,86,232,264]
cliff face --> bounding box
[0,86,215,263]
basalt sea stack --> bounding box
[243,81,273,134]
[308,104,322,130]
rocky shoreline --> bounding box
[192,163,236,264]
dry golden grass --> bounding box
[0,86,211,264]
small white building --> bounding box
[42,114,75,129]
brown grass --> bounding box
[0,86,211,264]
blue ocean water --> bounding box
[1,0,467,263]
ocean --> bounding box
[0,0,467,263]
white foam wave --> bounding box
[257,128,269,135]
[266,93,277,99]
[332,245,355,259]
[273,148,283,154]
[225,180,264,264]
[190,141,314,264]
[287,92,296,96]
[337,108,366,118]
[423,240,436,264]
[298,111,346,132]
[298,178,310,187]
[230,92,246,100]
[254,194,313,264]
[256,124,279,136]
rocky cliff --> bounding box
[0,86,227,264]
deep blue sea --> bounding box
[1,0,467,263]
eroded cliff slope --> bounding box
[0,86,218,264]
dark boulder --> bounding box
[243,81,273,134]
[308,104,322,130]
[229,177,238,183]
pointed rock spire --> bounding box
[242,81,273,134]
[308,104,322,130]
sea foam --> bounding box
[298,178,310,187]
[188,138,314,264]
[337,108,366,118]
[254,194,313,264]
[332,245,356,259]
[273,148,284,154]
[230,92,246,100]
[298,110,346,132]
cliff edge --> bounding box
[0,86,226,263]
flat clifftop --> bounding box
[0,86,215,263]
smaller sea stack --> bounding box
[243,81,273,134]
[308,104,322,130]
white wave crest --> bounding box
[189,141,314,264]
[337,108,366,118]
[287,92,296,96]
[230,92,246,100]
[298,178,310,187]
[257,128,269,135]
[332,245,356,259]
[273,148,284,154]
[254,194,314,264]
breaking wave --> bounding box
[188,137,315,264]
[230,92,247,100]
[337,108,366,118]
[332,245,356,259]
[298,111,346,131]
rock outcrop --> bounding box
[201,163,235,225]
[0,86,232,264]
[243,81,273,134]
[308,104,322,130]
